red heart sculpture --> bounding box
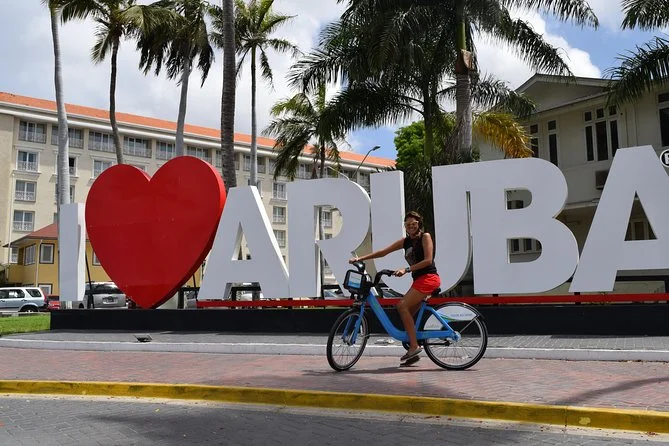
[85,157,226,308]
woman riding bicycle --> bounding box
[349,211,441,364]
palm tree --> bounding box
[234,0,299,187]
[264,84,344,180]
[211,0,238,191]
[322,0,598,156]
[606,0,669,104]
[60,0,161,164]
[134,0,215,156]
[44,0,71,209]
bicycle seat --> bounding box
[431,287,442,297]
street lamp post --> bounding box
[353,145,380,180]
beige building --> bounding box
[0,92,394,290]
[479,74,669,294]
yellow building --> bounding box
[0,92,393,293]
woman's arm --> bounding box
[349,238,404,263]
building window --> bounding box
[24,245,36,265]
[13,210,34,232]
[626,219,656,241]
[19,120,46,143]
[68,156,77,175]
[234,154,240,170]
[15,180,36,202]
[297,163,311,179]
[17,150,38,172]
[258,157,266,174]
[585,107,619,162]
[529,124,539,158]
[124,137,151,158]
[51,126,84,148]
[187,146,210,162]
[272,182,287,200]
[547,120,558,166]
[215,150,223,168]
[38,284,53,295]
[55,183,75,202]
[10,247,19,264]
[321,210,332,228]
[659,93,669,148]
[93,159,113,178]
[247,178,262,196]
[92,252,101,266]
[243,154,251,171]
[89,131,115,153]
[273,206,286,224]
[273,229,286,248]
[269,158,276,175]
[40,244,55,264]
[506,200,541,254]
[156,142,175,160]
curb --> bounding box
[1,380,668,434]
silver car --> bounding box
[0,287,47,312]
[83,282,127,309]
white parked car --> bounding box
[0,287,47,312]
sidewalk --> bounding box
[1,331,668,433]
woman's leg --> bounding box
[396,287,428,352]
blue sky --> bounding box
[0,1,664,163]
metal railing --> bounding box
[14,190,36,201]
[12,221,34,232]
[17,161,38,172]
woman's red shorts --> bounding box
[411,273,441,295]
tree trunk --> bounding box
[110,39,124,164]
[250,47,258,187]
[454,0,472,157]
[176,58,191,157]
[423,88,435,160]
[51,7,70,208]
[220,0,237,192]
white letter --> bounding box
[199,187,289,300]
[58,203,86,303]
[433,158,579,294]
[369,171,412,293]
[571,146,669,292]
[288,178,371,297]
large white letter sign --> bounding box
[59,203,86,303]
[198,186,289,300]
[369,171,412,293]
[433,158,579,294]
[571,146,669,292]
[288,178,371,297]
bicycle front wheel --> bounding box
[326,309,369,371]
[422,303,488,370]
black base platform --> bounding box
[51,303,669,335]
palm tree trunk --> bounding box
[423,89,435,160]
[176,58,191,157]
[454,0,472,157]
[220,0,237,192]
[110,39,124,165]
[50,6,70,208]
[250,47,258,187]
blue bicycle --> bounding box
[326,261,488,371]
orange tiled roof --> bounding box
[0,92,395,168]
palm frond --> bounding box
[473,111,532,158]
[621,0,669,30]
[506,0,599,28]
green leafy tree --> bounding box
[234,0,299,187]
[607,0,669,104]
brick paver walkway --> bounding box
[1,348,668,412]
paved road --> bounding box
[0,395,665,446]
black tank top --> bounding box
[403,233,438,279]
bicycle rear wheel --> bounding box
[422,303,487,370]
[326,309,369,371]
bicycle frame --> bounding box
[346,291,458,344]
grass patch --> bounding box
[0,314,50,335]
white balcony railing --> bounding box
[124,146,152,158]
[69,166,76,175]
[273,215,286,224]
[89,140,115,153]
[17,161,38,172]
[19,132,46,144]
[13,222,34,232]
[15,191,36,201]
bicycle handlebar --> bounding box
[350,261,396,288]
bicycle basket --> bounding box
[343,269,372,296]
